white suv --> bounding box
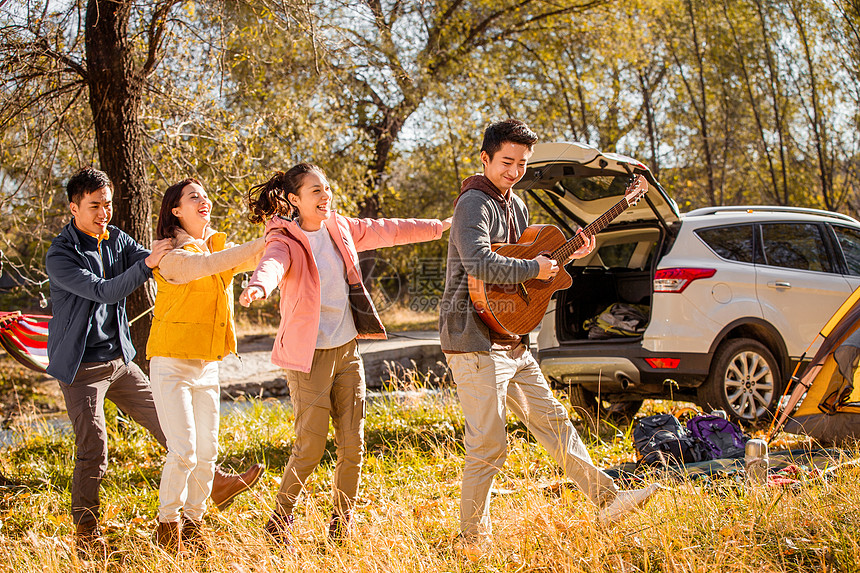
[517,142,860,425]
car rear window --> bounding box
[833,225,860,275]
[760,223,832,272]
[556,175,631,201]
[696,225,755,263]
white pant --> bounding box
[446,346,618,538]
[150,356,220,522]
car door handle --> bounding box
[767,281,791,289]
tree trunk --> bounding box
[358,109,408,286]
[790,1,834,210]
[723,0,782,205]
[85,0,154,371]
[638,69,661,178]
[753,0,790,205]
[685,0,717,206]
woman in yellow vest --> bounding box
[147,178,265,551]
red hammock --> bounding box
[0,311,50,373]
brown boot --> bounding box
[155,520,182,553]
[181,518,207,552]
[264,511,295,548]
[75,519,109,559]
[327,510,352,542]
[210,463,264,511]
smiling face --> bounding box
[172,182,212,239]
[70,186,112,236]
[480,141,533,193]
[289,170,333,231]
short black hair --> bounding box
[67,167,112,205]
[480,119,538,159]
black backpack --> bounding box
[633,413,710,466]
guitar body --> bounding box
[468,225,573,335]
[466,173,647,336]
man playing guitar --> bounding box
[439,119,658,546]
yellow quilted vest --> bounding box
[146,232,237,361]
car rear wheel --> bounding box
[566,384,643,430]
[698,338,781,425]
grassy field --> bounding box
[1,371,858,572]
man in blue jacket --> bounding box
[46,168,262,556]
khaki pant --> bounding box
[59,358,167,525]
[150,356,220,522]
[276,339,365,517]
[446,346,618,538]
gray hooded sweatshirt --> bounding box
[438,180,540,353]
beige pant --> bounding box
[446,346,618,538]
[150,356,220,522]
[276,339,365,517]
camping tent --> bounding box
[770,287,860,444]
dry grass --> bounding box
[0,353,63,422]
[378,303,439,331]
[1,372,858,572]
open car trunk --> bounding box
[513,142,679,350]
[553,226,664,343]
[556,267,653,341]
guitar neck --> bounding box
[553,197,630,261]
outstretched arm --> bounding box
[158,238,265,284]
[344,216,446,252]
[240,239,292,305]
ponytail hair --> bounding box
[247,163,325,224]
[157,177,202,239]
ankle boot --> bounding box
[75,519,109,559]
[327,510,352,542]
[264,511,294,548]
[155,520,182,552]
[181,518,206,551]
[210,463,264,511]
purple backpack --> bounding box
[686,415,748,459]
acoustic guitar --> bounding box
[468,174,648,335]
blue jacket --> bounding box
[45,221,152,384]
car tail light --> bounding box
[653,268,716,293]
[645,357,681,369]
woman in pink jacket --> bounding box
[239,163,449,546]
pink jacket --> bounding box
[248,212,445,373]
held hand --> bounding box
[534,254,559,280]
[568,232,596,261]
[239,285,264,307]
[145,239,174,269]
[441,217,452,233]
